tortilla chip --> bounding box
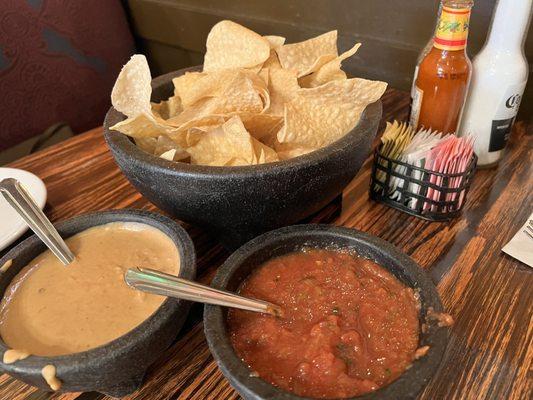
[306,54,337,76]
[165,114,227,147]
[159,149,190,162]
[278,78,387,148]
[110,113,175,139]
[264,35,286,49]
[262,50,282,70]
[134,137,157,153]
[275,30,338,77]
[172,72,206,106]
[158,148,190,162]
[187,116,278,166]
[275,144,314,160]
[203,20,270,72]
[173,70,241,108]
[159,149,177,161]
[253,144,279,164]
[175,69,268,110]
[111,54,152,118]
[165,76,264,132]
[259,129,313,160]
[244,70,270,111]
[268,67,300,115]
[247,64,265,74]
[241,113,283,140]
[109,21,386,167]
[151,96,183,119]
[258,68,269,86]
[171,111,281,145]
[153,135,187,158]
[261,35,285,70]
[299,43,361,88]
[110,55,187,140]
[207,74,264,114]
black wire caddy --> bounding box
[369,148,477,221]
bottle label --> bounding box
[410,65,420,99]
[489,81,527,152]
[409,86,423,127]
[434,6,471,51]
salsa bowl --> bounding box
[204,224,449,400]
[104,67,382,248]
[0,209,196,397]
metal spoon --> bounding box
[0,178,278,315]
[125,267,283,317]
[0,178,75,265]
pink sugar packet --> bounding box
[424,136,454,211]
[424,136,474,212]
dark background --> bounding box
[124,0,533,120]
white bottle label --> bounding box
[489,81,527,152]
[410,66,420,99]
[409,86,423,127]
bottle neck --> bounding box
[433,5,472,51]
[484,0,532,52]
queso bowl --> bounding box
[0,209,196,397]
[104,67,382,248]
[204,225,449,400]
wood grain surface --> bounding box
[2,88,532,400]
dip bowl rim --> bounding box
[204,224,449,400]
[103,66,383,179]
[0,209,196,388]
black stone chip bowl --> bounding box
[204,225,449,400]
[0,209,196,397]
[104,66,382,248]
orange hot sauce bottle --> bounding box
[410,0,473,134]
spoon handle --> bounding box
[0,178,75,265]
[125,267,282,316]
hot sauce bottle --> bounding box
[410,0,473,134]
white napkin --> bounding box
[502,213,533,268]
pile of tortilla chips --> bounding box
[110,20,387,166]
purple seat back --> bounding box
[0,0,134,151]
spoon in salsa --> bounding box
[125,267,283,317]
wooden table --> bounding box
[2,89,532,400]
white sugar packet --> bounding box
[502,213,533,268]
[391,130,448,208]
[389,129,434,200]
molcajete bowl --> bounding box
[204,224,449,400]
[103,67,382,248]
[0,209,196,397]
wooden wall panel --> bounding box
[125,0,533,118]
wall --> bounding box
[125,0,533,120]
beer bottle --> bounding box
[458,0,532,167]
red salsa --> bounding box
[228,249,420,398]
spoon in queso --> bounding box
[0,178,280,317]
[0,178,75,265]
[125,267,283,317]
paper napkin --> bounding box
[502,213,533,268]
[502,213,533,267]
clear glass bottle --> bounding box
[458,0,532,167]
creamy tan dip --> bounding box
[0,222,180,357]
[41,364,61,391]
[3,349,29,364]
[0,259,12,273]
